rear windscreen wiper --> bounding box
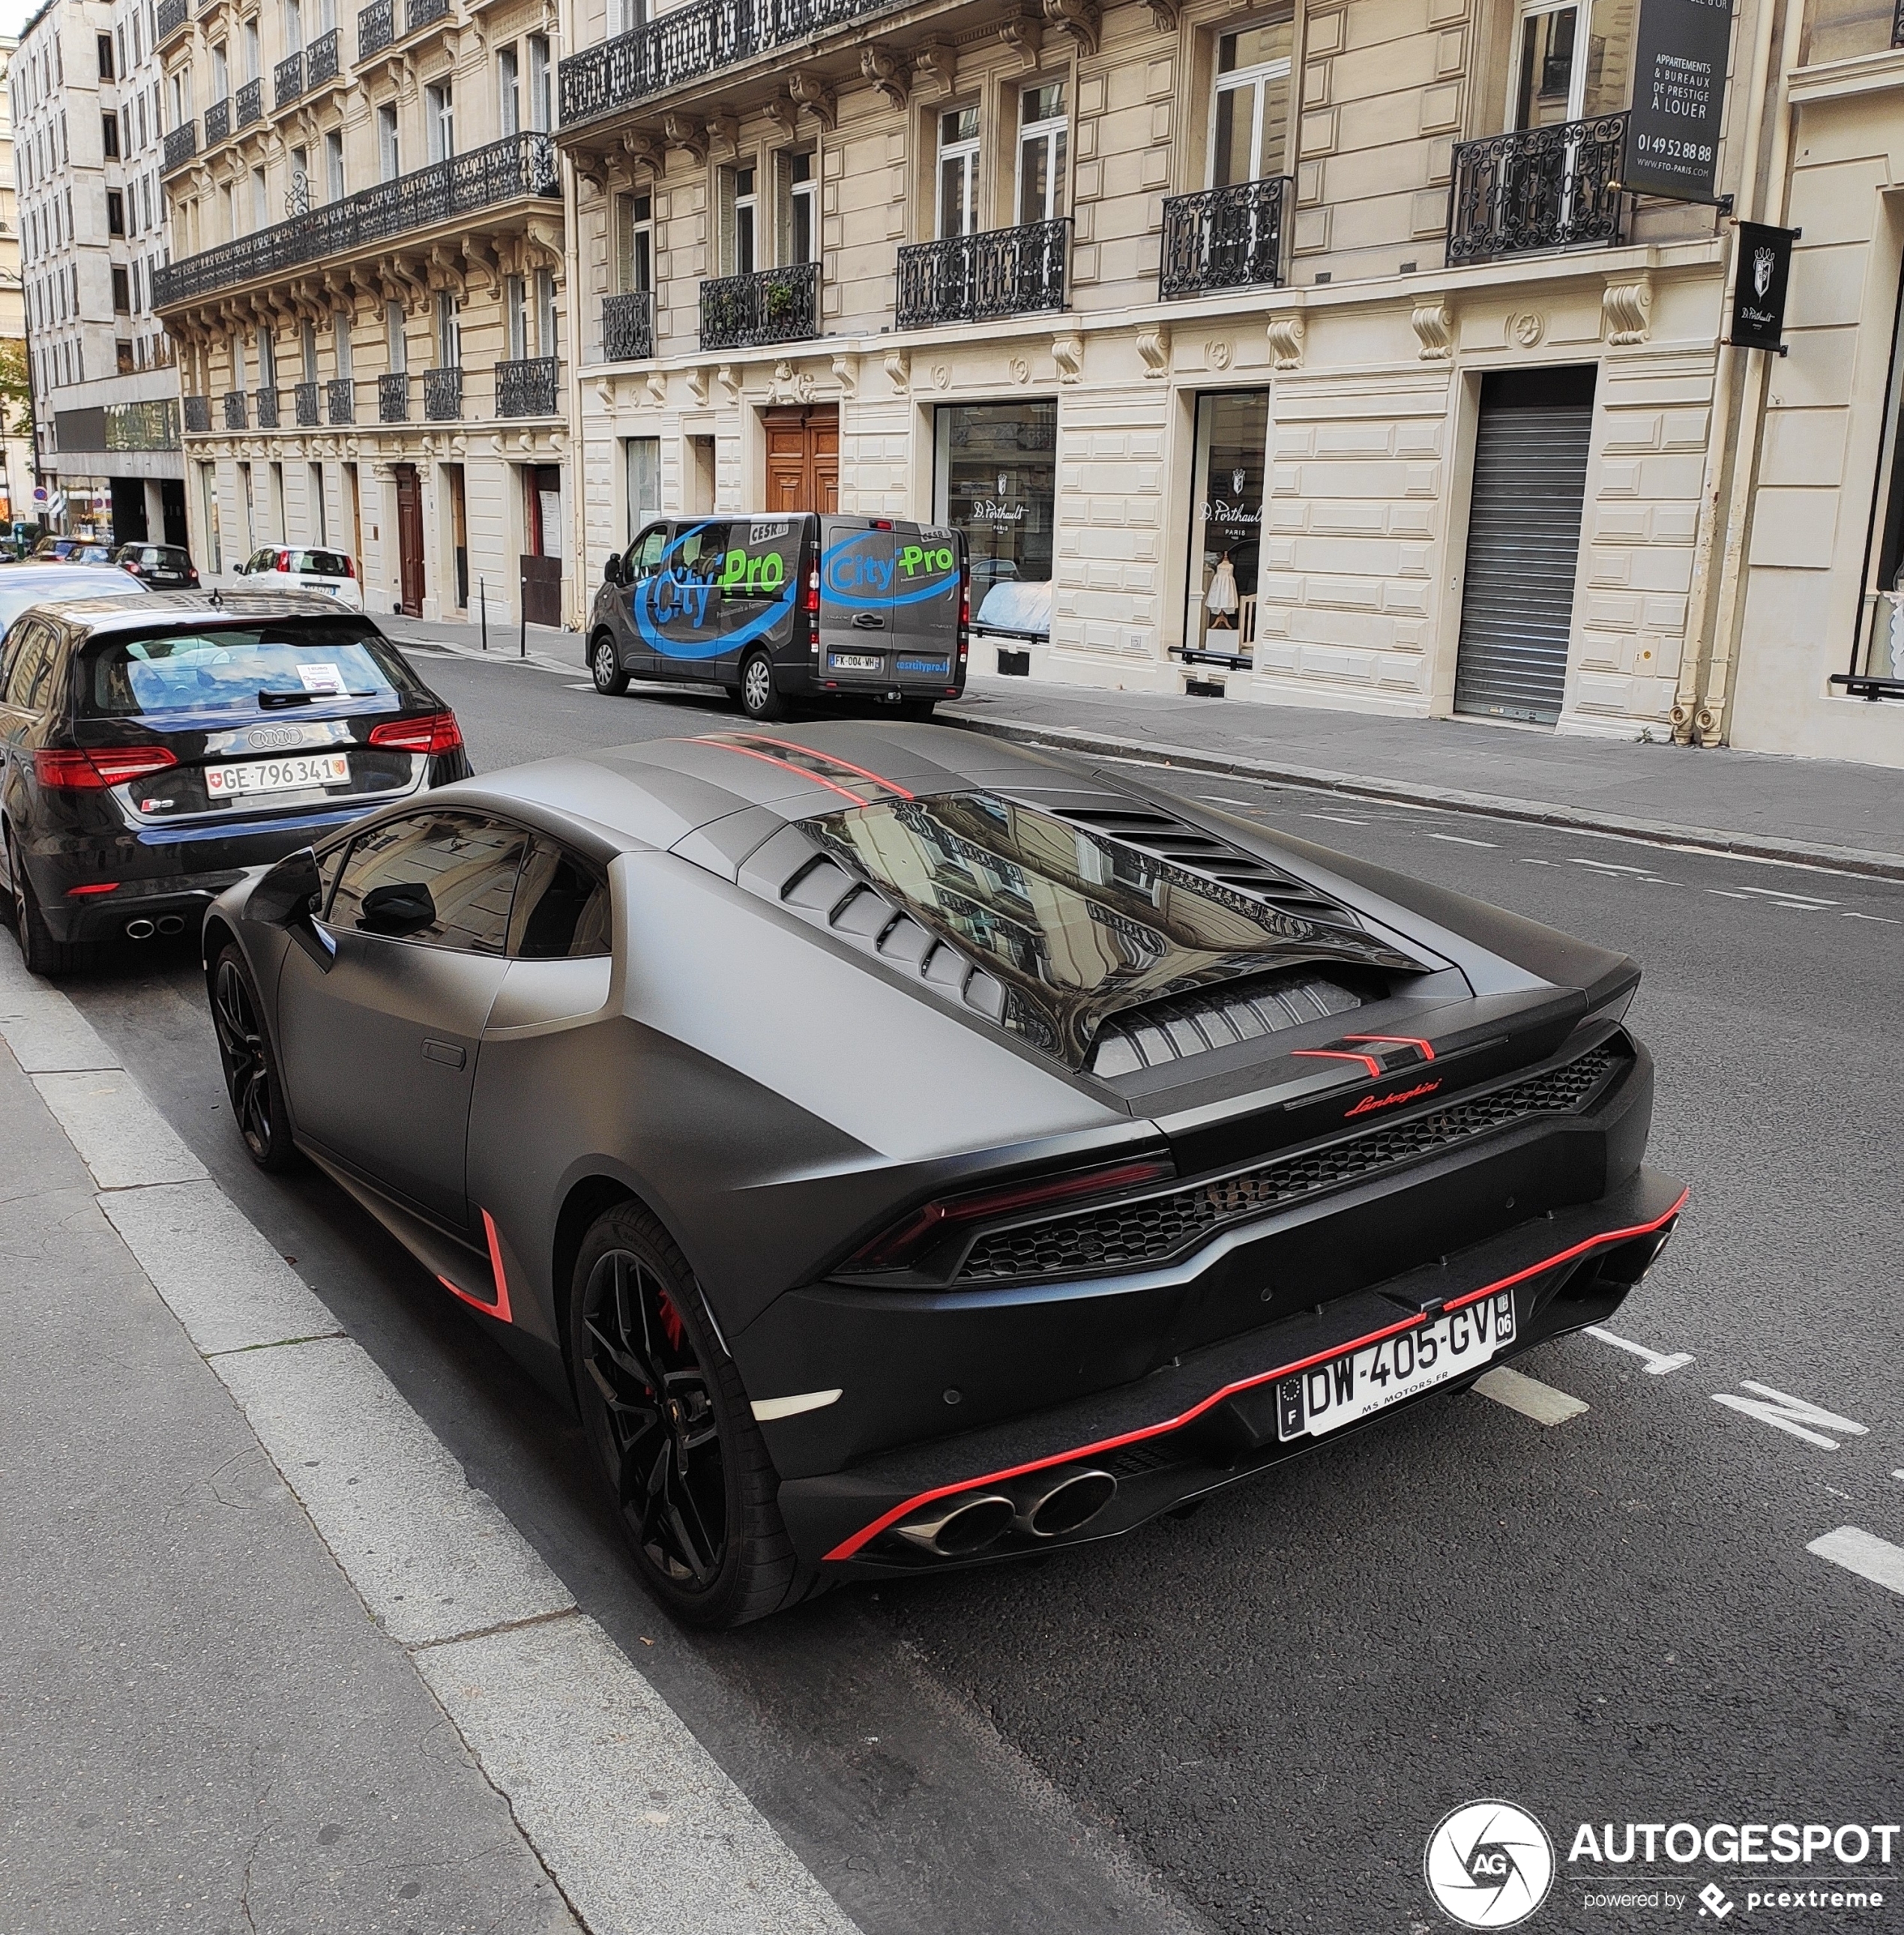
[258,689,380,708]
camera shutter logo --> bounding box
[1424,1799,1555,1928]
[1753,246,1775,298]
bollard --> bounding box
[479,578,488,651]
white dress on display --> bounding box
[1205,553,1239,629]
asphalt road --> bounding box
[59,646,1904,1935]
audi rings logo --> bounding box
[1425,1800,1555,1928]
[247,725,309,751]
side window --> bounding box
[719,520,798,605]
[672,522,729,579]
[314,834,354,915]
[509,839,612,959]
[4,622,55,711]
[625,524,667,582]
[328,811,528,954]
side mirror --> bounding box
[251,847,322,927]
[359,879,436,936]
[603,553,623,586]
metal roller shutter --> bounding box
[1453,366,1597,726]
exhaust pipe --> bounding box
[124,918,156,940]
[1012,1466,1118,1539]
[155,914,185,936]
[894,1491,1015,1557]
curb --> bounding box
[943,712,1904,883]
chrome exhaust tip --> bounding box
[894,1492,1016,1557]
[1013,1466,1119,1539]
[124,918,156,940]
[155,914,185,936]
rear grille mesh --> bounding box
[955,1044,1623,1284]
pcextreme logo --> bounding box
[1425,1800,1556,1928]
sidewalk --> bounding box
[943,675,1904,878]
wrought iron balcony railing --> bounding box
[157,0,190,44]
[358,0,394,58]
[379,373,410,422]
[275,50,304,109]
[895,219,1069,330]
[184,394,212,433]
[561,0,894,129]
[307,26,341,84]
[424,366,463,420]
[163,121,197,173]
[1160,178,1292,299]
[1447,113,1628,263]
[407,0,450,31]
[496,355,559,417]
[154,135,560,307]
[223,391,248,429]
[699,261,819,351]
[328,376,356,424]
[236,77,262,128]
[256,387,281,429]
[601,290,654,361]
[294,380,320,427]
[205,97,230,145]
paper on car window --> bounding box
[298,663,347,695]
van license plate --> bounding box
[897,657,949,676]
[206,753,352,797]
[829,653,882,672]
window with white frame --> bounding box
[285,0,302,52]
[325,128,344,199]
[242,19,259,79]
[504,274,527,358]
[498,44,519,134]
[211,40,227,100]
[1211,19,1292,187]
[376,103,399,180]
[1507,0,1633,130]
[620,193,653,293]
[1016,80,1067,225]
[786,151,817,265]
[937,106,980,238]
[426,81,453,163]
[335,307,352,377]
[436,293,460,368]
[385,300,406,372]
[250,166,268,227]
[729,163,758,275]
[526,35,550,131]
[534,268,557,358]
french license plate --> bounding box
[897,657,949,676]
[829,652,882,672]
[205,752,351,797]
[1275,1290,1516,1442]
[300,580,339,595]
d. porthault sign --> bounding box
[1727,221,1798,354]
[1624,0,1735,204]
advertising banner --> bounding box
[1624,0,1735,203]
[1727,222,1798,352]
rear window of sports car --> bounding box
[76,621,424,720]
[805,792,1419,1065]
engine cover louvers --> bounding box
[1088,972,1367,1077]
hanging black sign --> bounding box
[1727,222,1798,354]
[1623,0,1735,204]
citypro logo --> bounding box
[1425,1801,1555,1928]
[821,532,959,608]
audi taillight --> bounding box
[35,746,178,789]
[368,710,463,755]
[841,1152,1178,1275]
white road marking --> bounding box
[564,680,597,690]
[1585,1325,1695,1376]
[1840,912,1901,924]
[1519,858,1558,867]
[1723,883,1839,906]
[752,1388,843,1421]
[1708,889,1754,900]
[1894,1470,1904,1482]
[1807,1526,1904,1598]
[1711,1380,1870,1451]
[1567,857,1657,875]
[1427,831,1498,848]
[1474,1366,1590,1425]
[1301,811,1369,825]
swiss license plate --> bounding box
[897,657,949,676]
[829,652,882,672]
[1275,1290,1516,1442]
[205,752,351,797]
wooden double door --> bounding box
[394,464,425,617]
[764,406,838,514]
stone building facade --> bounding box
[154,0,570,622]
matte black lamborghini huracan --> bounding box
[204,723,1685,1627]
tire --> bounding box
[895,699,937,722]
[569,1202,800,1628]
[738,649,788,723]
[590,631,630,696]
[5,827,89,978]
[209,943,299,1171]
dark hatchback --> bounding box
[115,543,199,589]
[0,592,469,974]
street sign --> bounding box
[1727,222,1798,354]
[31,486,46,503]
[1624,0,1735,204]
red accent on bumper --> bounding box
[436,1209,514,1322]
[822,1188,1690,1562]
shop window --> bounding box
[938,106,980,238]
[934,400,1058,632]
[1016,81,1067,225]
[1212,19,1292,186]
[1184,391,1269,659]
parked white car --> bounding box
[232,546,365,612]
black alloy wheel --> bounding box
[738,648,787,722]
[4,825,88,978]
[210,943,298,1170]
[570,1202,801,1627]
[591,631,630,696]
